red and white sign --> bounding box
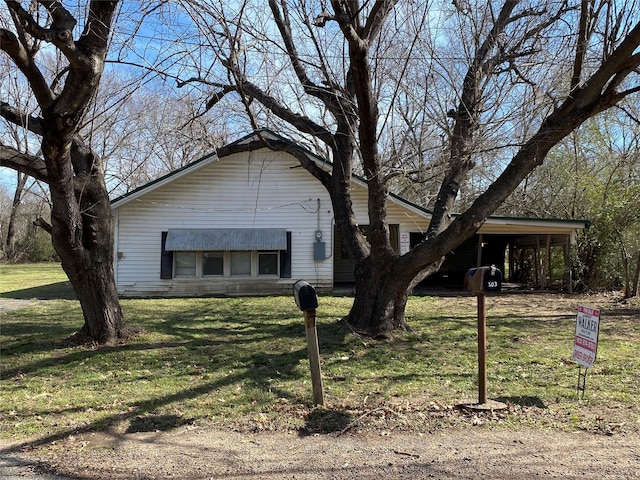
[571,305,600,368]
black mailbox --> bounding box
[293,280,318,311]
[464,266,502,294]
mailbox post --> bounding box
[293,280,324,405]
[463,266,505,408]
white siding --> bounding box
[114,141,585,296]
[114,149,335,296]
[332,186,432,283]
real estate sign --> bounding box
[571,305,600,368]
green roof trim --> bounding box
[479,214,591,226]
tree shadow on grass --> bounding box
[0,282,76,300]
[126,414,194,433]
[2,355,303,454]
[495,395,547,408]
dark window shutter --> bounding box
[280,231,292,278]
[160,231,173,279]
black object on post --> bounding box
[464,265,502,293]
[293,280,323,405]
[293,280,319,311]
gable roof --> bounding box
[110,129,427,217]
[111,129,589,233]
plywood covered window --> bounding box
[230,251,251,276]
[175,252,196,276]
[203,252,224,276]
[258,252,279,275]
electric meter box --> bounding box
[313,241,326,261]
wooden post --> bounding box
[508,242,514,283]
[545,234,551,288]
[477,293,488,405]
[564,237,573,293]
[304,309,324,405]
[536,236,543,288]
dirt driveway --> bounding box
[2,425,639,479]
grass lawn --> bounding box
[1,263,639,440]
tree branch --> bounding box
[571,21,640,109]
[269,0,355,121]
[1,101,102,180]
[0,145,49,183]
[405,16,640,275]
[427,1,519,238]
[7,0,77,62]
[33,216,53,235]
[5,1,58,42]
[0,101,44,135]
[78,1,118,54]
[0,28,56,109]
[362,0,398,41]
[237,77,334,144]
[571,0,591,91]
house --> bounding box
[111,130,588,297]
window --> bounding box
[231,251,251,275]
[203,252,224,276]
[175,252,196,276]
[162,229,291,279]
[258,252,279,275]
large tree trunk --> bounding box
[50,186,132,344]
[45,127,132,345]
[345,254,410,338]
[1,1,130,345]
[62,253,129,344]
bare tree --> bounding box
[0,1,132,344]
[81,70,227,197]
[172,0,639,337]
[1,51,38,261]
[3,170,28,258]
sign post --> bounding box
[571,305,600,398]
